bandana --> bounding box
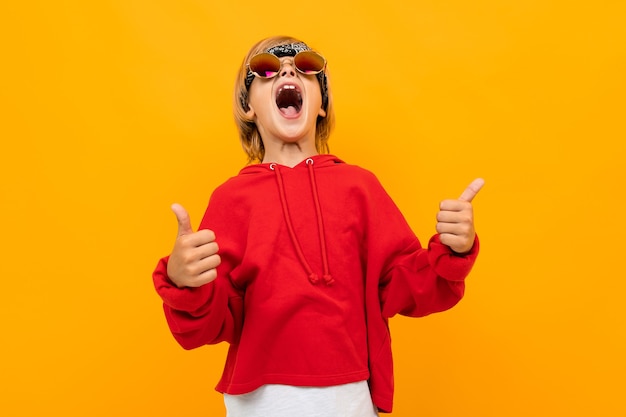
[243,42,328,110]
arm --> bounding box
[371,178,484,318]
[379,234,479,318]
[153,203,243,349]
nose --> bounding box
[280,60,296,77]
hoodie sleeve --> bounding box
[378,234,479,318]
[153,257,243,349]
[361,174,479,319]
[152,185,246,349]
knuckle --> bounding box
[195,229,209,241]
[208,242,219,254]
[459,213,472,224]
[207,268,218,281]
[183,265,196,277]
[207,254,221,269]
[181,252,195,264]
[197,268,218,285]
[199,229,216,241]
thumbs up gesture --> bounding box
[166,203,221,288]
[436,178,484,254]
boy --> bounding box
[153,35,483,416]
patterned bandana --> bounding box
[243,42,328,110]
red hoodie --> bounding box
[153,154,478,413]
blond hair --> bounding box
[233,36,335,163]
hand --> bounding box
[166,203,221,288]
[436,178,485,254]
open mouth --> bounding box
[276,84,303,117]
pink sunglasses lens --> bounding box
[249,53,280,78]
[294,51,325,74]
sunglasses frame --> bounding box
[247,50,327,80]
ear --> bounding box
[318,106,326,118]
[245,103,256,119]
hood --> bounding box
[238,154,343,175]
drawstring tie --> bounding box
[271,159,334,286]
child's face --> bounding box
[246,56,326,148]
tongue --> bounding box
[280,106,298,116]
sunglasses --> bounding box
[247,50,327,80]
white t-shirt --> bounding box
[224,381,379,417]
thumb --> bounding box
[171,203,194,237]
[458,178,485,202]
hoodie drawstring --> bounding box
[271,159,334,286]
[306,159,334,285]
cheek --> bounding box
[248,82,273,110]
[304,80,323,108]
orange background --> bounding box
[1,1,625,416]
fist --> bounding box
[166,203,221,288]
[436,178,484,254]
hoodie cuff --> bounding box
[152,256,215,313]
[427,234,480,282]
